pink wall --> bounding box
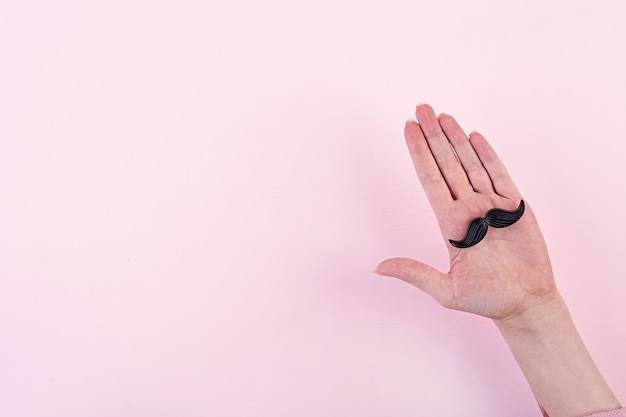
[1,1,625,416]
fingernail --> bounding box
[405,118,415,125]
[372,267,380,274]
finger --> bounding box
[375,257,452,307]
[414,104,472,199]
[438,114,494,194]
[468,131,521,198]
[405,120,454,214]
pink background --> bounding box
[1,1,625,416]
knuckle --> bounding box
[422,171,444,186]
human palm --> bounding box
[376,104,556,321]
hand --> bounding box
[376,104,557,322]
[375,104,622,416]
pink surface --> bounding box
[1,1,625,416]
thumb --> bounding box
[375,257,449,302]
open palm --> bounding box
[376,104,556,321]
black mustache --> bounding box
[449,200,525,249]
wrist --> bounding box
[493,290,568,337]
[493,291,621,417]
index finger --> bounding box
[404,119,454,214]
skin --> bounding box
[375,104,621,417]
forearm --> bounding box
[495,292,621,417]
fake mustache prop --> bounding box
[449,200,525,249]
